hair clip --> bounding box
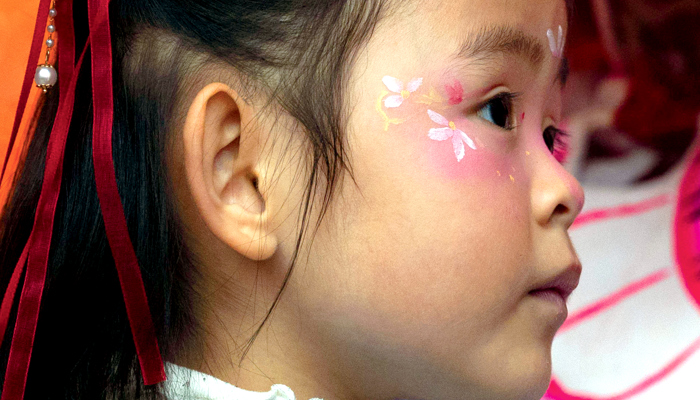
[547,25,565,59]
[34,1,57,93]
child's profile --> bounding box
[0,0,582,399]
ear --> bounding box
[182,83,277,260]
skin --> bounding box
[171,0,583,399]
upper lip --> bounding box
[530,262,582,301]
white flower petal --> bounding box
[458,130,477,150]
[382,76,404,93]
[428,127,453,141]
[547,28,558,57]
[406,77,423,92]
[384,95,404,108]
[452,134,465,161]
[427,109,449,126]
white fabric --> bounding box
[165,363,323,400]
[548,137,700,399]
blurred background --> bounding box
[547,1,700,399]
[1,1,699,399]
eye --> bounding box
[543,126,570,163]
[477,92,517,130]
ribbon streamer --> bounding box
[87,0,165,386]
[1,0,166,397]
[1,0,78,397]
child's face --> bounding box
[268,0,582,398]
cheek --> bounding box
[419,138,504,181]
[394,120,516,184]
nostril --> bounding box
[553,204,569,216]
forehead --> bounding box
[373,0,567,64]
[400,0,567,28]
[353,0,569,97]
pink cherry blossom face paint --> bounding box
[445,80,464,105]
[374,74,521,181]
[427,109,476,162]
[376,75,425,131]
[382,76,423,108]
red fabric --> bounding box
[614,75,700,146]
[675,148,700,311]
[87,0,165,385]
[0,0,52,184]
[1,0,78,397]
[0,241,30,345]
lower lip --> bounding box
[529,289,568,321]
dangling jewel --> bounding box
[35,64,58,93]
[35,0,57,93]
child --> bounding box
[0,0,581,399]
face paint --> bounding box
[427,109,477,162]
[376,90,406,131]
[382,76,423,108]
[445,80,464,105]
[415,86,444,105]
[546,25,565,58]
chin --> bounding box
[507,350,553,400]
[477,346,553,400]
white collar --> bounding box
[165,363,323,400]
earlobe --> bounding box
[182,83,277,261]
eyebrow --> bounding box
[455,25,569,86]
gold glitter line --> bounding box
[375,90,405,131]
[415,86,444,105]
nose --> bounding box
[530,151,584,229]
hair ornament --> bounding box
[0,0,166,397]
[34,1,58,93]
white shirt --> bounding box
[165,363,323,400]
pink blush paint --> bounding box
[415,126,501,181]
[445,80,464,105]
[419,138,495,180]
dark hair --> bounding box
[0,0,387,398]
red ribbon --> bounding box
[1,0,78,397]
[1,0,166,396]
[88,0,165,386]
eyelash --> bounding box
[476,94,570,162]
[476,92,520,131]
[543,126,570,163]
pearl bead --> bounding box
[35,65,57,89]
[47,24,55,33]
[46,38,54,48]
[48,9,57,18]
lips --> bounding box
[529,263,582,302]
